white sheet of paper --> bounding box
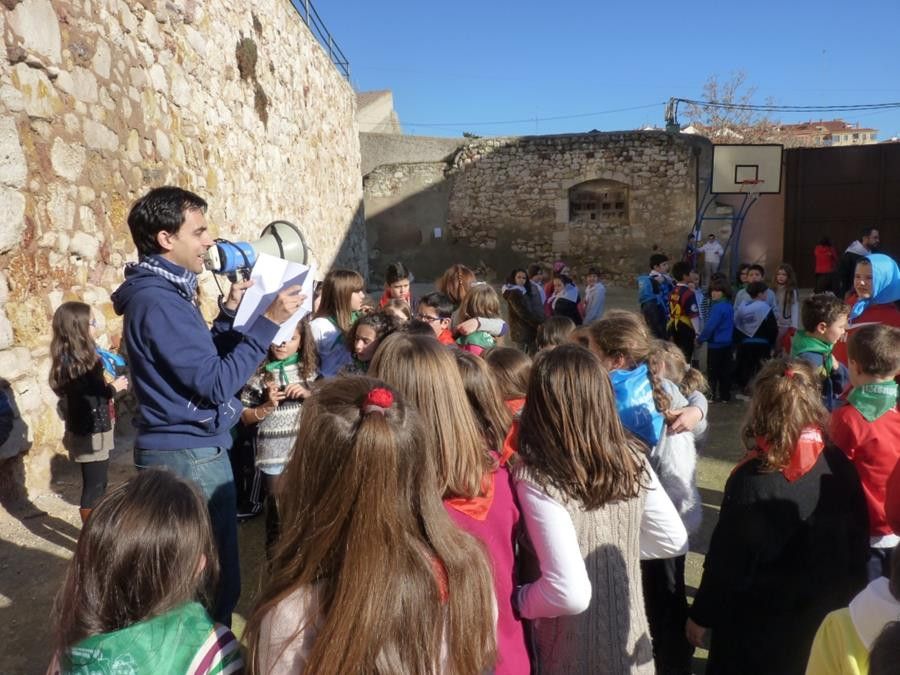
[232,252,315,345]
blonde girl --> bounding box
[245,376,496,674]
[49,301,128,522]
[687,358,868,675]
[456,283,505,356]
[50,470,242,674]
[371,334,530,674]
[310,269,366,377]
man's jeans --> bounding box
[134,447,240,626]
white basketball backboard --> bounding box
[711,144,783,194]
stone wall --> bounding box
[365,131,711,285]
[360,132,463,176]
[0,0,365,496]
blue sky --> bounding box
[314,0,900,139]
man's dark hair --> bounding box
[527,263,543,278]
[746,281,768,299]
[748,264,766,276]
[709,277,732,299]
[800,293,849,332]
[649,253,669,269]
[847,324,900,378]
[127,186,207,256]
[671,261,692,282]
[862,226,879,239]
[418,292,454,318]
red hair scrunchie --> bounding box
[362,387,393,415]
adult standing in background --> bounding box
[837,227,880,299]
[813,236,839,293]
[112,186,303,626]
[699,233,724,287]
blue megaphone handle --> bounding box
[213,239,258,276]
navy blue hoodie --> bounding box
[111,258,279,451]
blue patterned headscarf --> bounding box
[850,253,900,321]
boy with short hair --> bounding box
[790,293,851,411]
[733,264,776,309]
[582,266,606,324]
[416,292,455,345]
[639,253,673,340]
[733,281,777,397]
[697,278,735,402]
[830,323,900,580]
[667,261,700,362]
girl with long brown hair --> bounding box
[590,311,703,672]
[456,283,505,355]
[774,262,800,353]
[687,358,868,675]
[514,344,686,674]
[50,469,242,674]
[309,269,367,377]
[244,376,496,674]
[370,334,530,674]
[49,301,128,522]
[435,264,508,340]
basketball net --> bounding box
[737,178,764,199]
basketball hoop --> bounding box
[737,178,764,197]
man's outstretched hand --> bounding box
[264,285,306,325]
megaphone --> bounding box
[204,220,310,276]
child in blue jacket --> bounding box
[697,277,735,402]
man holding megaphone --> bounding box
[112,186,305,627]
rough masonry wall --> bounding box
[360,132,463,176]
[364,131,709,286]
[447,132,705,283]
[0,0,365,493]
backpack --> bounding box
[637,274,671,319]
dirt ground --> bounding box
[0,286,748,674]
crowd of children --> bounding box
[45,248,900,675]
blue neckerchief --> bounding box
[96,348,126,378]
[609,363,664,447]
[850,253,900,321]
[130,254,199,303]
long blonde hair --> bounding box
[650,340,708,397]
[245,377,496,675]
[370,334,496,499]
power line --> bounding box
[404,102,665,128]
[673,98,900,113]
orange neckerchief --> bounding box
[378,288,410,308]
[500,419,519,466]
[444,470,496,521]
[738,426,826,482]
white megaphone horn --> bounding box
[204,220,310,277]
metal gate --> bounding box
[783,143,900,288]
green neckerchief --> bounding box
[63,602,237,675]
[848,381,898,422]
[265,352,300,387]
[791,330,834,373]
[325,311,363,346]
[457,330,496,349]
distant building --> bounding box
[774,119,878,147]
[357,90,402,134]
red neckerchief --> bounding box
[378,288,410,307]
[743,426,826,482]
[428,554,449,603]
[437,328,456,346]
[500,419,519,466]
[505,398,526,415]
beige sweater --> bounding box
[519,474,655,675]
